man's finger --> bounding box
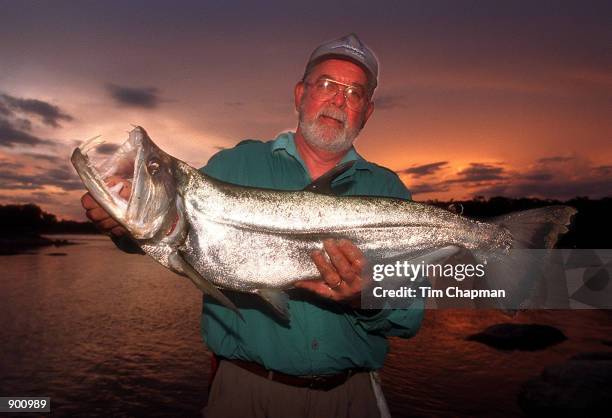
[323,240,356,281]
[86,207,112,222]
[311,249,343,288]
[85,209,103,223]
[337,239,367,272]
[119,183,132,199]
[110,226,127,237]
[104,175,127,186]
[81,193,100,210]
[95,217,120,231]
[104,176,132,198]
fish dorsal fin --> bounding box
[303,161,355,195]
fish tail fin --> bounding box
[474,205,577,312]
[490,205,577,249]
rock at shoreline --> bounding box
[467,323,567,351]
[518,352,612,417]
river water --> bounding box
[1,236,610,417]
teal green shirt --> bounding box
[199,132,424,375]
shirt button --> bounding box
[311,339,319,350]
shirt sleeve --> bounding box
[385,172,412,200]
[199,148,237,181]
[352,298,425,338]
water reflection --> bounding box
[1,236,610,417]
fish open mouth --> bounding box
[71,127,152,237]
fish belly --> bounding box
[181,217,320,291]
[179,213,475,292]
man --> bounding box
[82,34,425,418]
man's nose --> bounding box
[331,89,347,108]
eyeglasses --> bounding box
[305,78,368,111]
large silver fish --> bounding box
[71,127,576,317]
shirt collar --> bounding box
[271,132,372,181]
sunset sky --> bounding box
[1,0,610,220]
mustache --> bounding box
[317,107,347,124]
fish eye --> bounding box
[147,159,160,175]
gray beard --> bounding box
[298,105,363,153]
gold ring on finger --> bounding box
[328,278,343,290]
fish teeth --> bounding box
[79,135,105,154]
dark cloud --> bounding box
[537,156,575,164]
[455,163,506,182]
[593,165,612,176]
[0,165,83,191]
[44,166,84,191]
[13,118,32,131]
[0,117,53,147]
[373,94,408,110]
[402,162,509,195]
[95,143,120,155]
[46,167,74,181]
[0,92,70,148]
[0,158,24,170]
[458,159,612,199]
[408,182,450,195]
[400,161,448,177]
[224,101,244,107]
[0,169,42,190]
[0,191,64,205]
[0,101,11,116]
[0,93,73,128]
[22,152,64,163]
[405,157,612,199]
[107,84,160,108]
[521,171,554,181]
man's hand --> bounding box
[294,239,368,308]
[81,176,131,237]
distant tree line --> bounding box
[0,204,98,237]
[426,196,611,249]
[1,198,610,248]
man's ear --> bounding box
[294,81,305,111]
[361,101,375,129]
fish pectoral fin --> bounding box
[256,289,290,320]
[302,160,355,195]
[169,251,243,320]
